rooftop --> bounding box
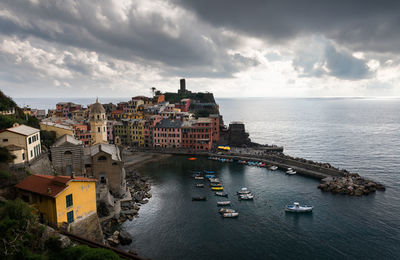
[87,143,121,161]
[53,134,82,147]
[15,174,95,198]
[155,119,182,128]
[3,124,40,136]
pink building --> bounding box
[175,98,191,112]
[144,115,162,147]
[209,114,220,142]
[73,124,91,145]
[181,118,213,151]
[153,119,182,148]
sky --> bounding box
[1,0,400,98]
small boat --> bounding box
[205,174,216,179]
[215,192,228,197]
[204,170,215,174]
[196,184,204,188]
[269,166,278,171]
[209,178,220,183]
[188,157,197,161]
[259,163,266,167]
[285,202,313,212]
[212,187,224,191]
[219,208,236,214]
[210,183,222,187]
[223,212,239,218]
[286,169,297,175]
[239,194,254,200]
[237,187,251,195]
[194,176,205,180]
[192,197,207,201]
[217,201,231,206]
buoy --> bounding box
[188,157,197,161]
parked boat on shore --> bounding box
[192,197,207,201]
[286,168,297,175]
[217,201,231,206]
[215,192,228,197]
[285,202,313,212]
[269,165,278,171]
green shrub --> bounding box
[60,245,120,260]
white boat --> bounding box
[237,187,251,195]
[195,176,205,180]
[217,201,231,206]
[285,202,313,212]
[215,192,228,197]
[196,183,204,187]
[223,212,239,218]
[239,194,254,200]
[219,208,236,214]
[269,165,278,171]
[286,169,297,175]
[209,178,220,183]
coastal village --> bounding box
[0,79,385,258]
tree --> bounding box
[40,130,57,148]
[151,87,156,96]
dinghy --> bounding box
[285,202,313,212]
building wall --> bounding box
[91,151,123,195]
[40,123,74,138]
[55,181,97,226]
[153,127,182,148]
[10,148,25,164]
[19,191,57,226]
[0,130,41,162]
[51,143,84,175]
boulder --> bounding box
[118,231,133,245]
[354,189,363,196]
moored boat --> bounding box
[239,194,254,200]
[196,184,204,187]
[195,176,205,180]
[223,212,239,218]
[286,169,297,175]
[285,202,313,212]
[269,165,278,171]
[209,178,220,183]
[237,187,251,195]
[215,192,228,197]
[210,183,222,187]
[204,170,215,174]
[205,174,216,179]
[192,197,207,201]
[212,186,224,191]
[219,208,236,214]
[217,201,231,206]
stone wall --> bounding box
[51,143,84,175]
[69,211,104,244]
[28,152,54,175]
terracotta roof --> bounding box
[15,174,95,198]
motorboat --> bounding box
[269,165,278,171]
[205,174,216,179]
[285,202,313,212]
[192,197,207,201]
[219,208,236,214]
[209,178,220,183]
[196,184,204,188]
[217,201,231,206]
[212,187,224,191]
[204,170,215,174]
[286,169,297,175]
[210,183,222,187]
[215,192,228,197]
[239,194,254,200]
[194,176,205,180]
[223,212,239,218]
[237,187,251,195]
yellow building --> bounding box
[40,121,75,138]
[15,174,97,227]
[0,124,41,162]
[114,119,145,147]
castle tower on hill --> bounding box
[89,98,107,145]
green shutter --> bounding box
[67,211,74,223]
[66,194,73,207]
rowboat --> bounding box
[223,212,239,218]
[217,201,231,206]
[285,202,313,212]
[219,208,236,214]
[215,192,228,197]
[212,187,224,191]
[192,197,207,201]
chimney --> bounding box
[47,188,52,195]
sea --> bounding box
[15,97,400,259]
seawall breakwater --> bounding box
[130,147,385,196]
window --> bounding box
[28,137,32,144]
[2,139,8,142]
[67,211,74,223]
[66,194,73,207]
[30,150,33,157]
[22,153,25,160]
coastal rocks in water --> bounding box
[318,175,385,196]
[118,231,133,245]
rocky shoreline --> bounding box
[101,168,152,251]
[318,173,385,196]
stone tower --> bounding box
[89,98,107,145]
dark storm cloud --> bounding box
[178,0,400,54]
[0,0,258,78]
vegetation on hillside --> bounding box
[40,131,57,148]
[0,199,121,260]
[164,91,216,104]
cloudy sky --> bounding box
[1,0,400,98]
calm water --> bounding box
[16,97,400,259]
